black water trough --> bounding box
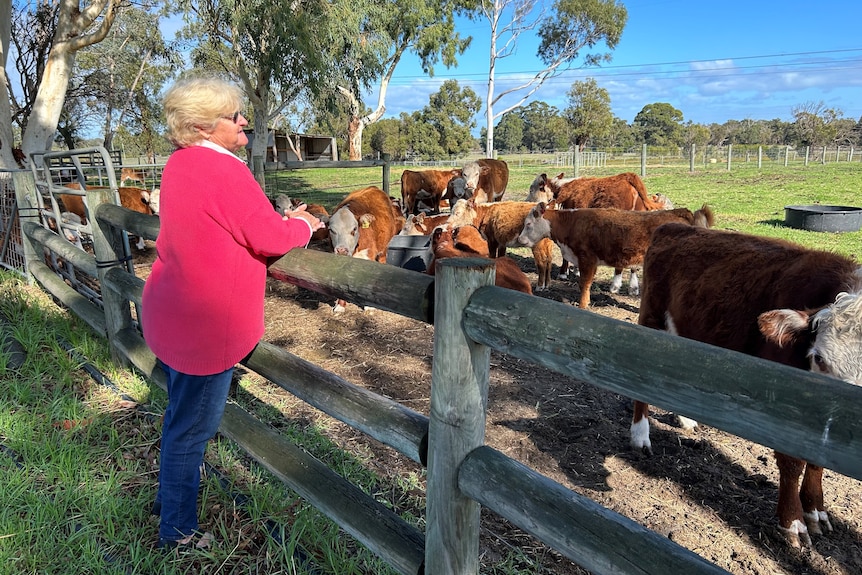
[784,205,862,233]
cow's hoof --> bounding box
[558,273,568,281]
[804,510,833,535]
[779,520,812,548]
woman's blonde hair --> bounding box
[163,73,244,148]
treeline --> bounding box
[361,96,862,161]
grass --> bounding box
[3,161,862,573]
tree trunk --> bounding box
[19,0,119,159]
[0,0,18,169]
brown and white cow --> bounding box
[398,212,451,236]
[632,223,862,548]
[400,168,462,216]
[517,203,714,309]
[443,158,509,206]
[328,186,403,313]
[427,226,532,295]
[56,185,158,249]
[447,199,556,292]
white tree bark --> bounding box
[20,0,120,159]
[0,0,18,169]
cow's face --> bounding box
[758,291,862,385]
[517,203,551,247]
[461,162,484,193]
[328,207,360,256]
[527,173,553,203]
[447,177,470,201]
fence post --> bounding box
[805,146,810,166]
[425,257,494,575]
[689,144,695,173]
[757,146,762,169]
[850,147,855,163]
[573,147,580,178]
[640,144,647,178]
[382,153,391,195]
[88,188,135,366]
[785,146,790,167]
[821,146,827,165]
[727,144,732,171]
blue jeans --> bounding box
[156,362,233,542]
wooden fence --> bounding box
[10,168,862,574]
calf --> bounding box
[517,203,714,309]
[427,227,532,295]
[399,212,451,236]
[632,223,862,548]
[57,185,157,249]
[400,168,461,215]
[447,199,556,292]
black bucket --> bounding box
[386,234,433,272]
[784,205,862,233]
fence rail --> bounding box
[10,157,862,574]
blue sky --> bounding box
[371,0,862,128]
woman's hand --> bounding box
[283,203,325,231]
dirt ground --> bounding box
[134,238,862,575]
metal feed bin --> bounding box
[784,205,862,233]
[386,234,434,272]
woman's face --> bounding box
[207,111,249,153]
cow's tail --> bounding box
[693,204,714,228]
[626,173,664,211]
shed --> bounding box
[244,129,338,166]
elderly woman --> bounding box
[141,73,323,550]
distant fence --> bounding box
[9,156,862,574]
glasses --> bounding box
[220,111,243,123]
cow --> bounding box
[120,167,146,185]
[56,185,158,249]
[426,226,532,295]
[400,168,462,216]
[398,212,451,236]
[531,172,669,281]
[517,203,714,309]
[631,223,862,548]
[446,198,556,292]
[273,195,331,243]
[443,159,509,206]
[328,186,403,313]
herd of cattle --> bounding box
[48,158,861,550]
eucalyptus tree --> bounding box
[474,0,626,155]
[633,102,684,147]
[563,77,612,151]
[326,0,473,160]
[180,0,335,186]
[75,5,179,155]
[792,101,844,148]
[417,79,481,157]
[11,0,121,164]
[493,112,525,152]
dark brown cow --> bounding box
[528,172,668,280]
[443,159,509,206]
[400,168,462,216]
[427,227,532,295]
[446,199,556,292]
[517,203,714,309]
[632,223,862,548]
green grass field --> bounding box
[265,161,862,260]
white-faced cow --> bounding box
[400,168,462,216]
[632,222,862,548]
[328,186,403,313]
[517,203,713,309]
[443,158,509,206]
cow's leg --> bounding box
[558,259,570,280]
[576,257,598,309]
[800,462,833,535]
[609,268,624,293]
[774,452,811,548]
[630,400,652,454]
[628,267,640,296]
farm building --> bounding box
[243,129,338,165]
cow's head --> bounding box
[517,202,552,248]
[758,289,862,385]
[527,173,554,204]
[447,176,470,201]
[328,206,360,256]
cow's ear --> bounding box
[556,173,565,179]
[359,213,375,228]
[538,202,547,215]
[758,309,811,347]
